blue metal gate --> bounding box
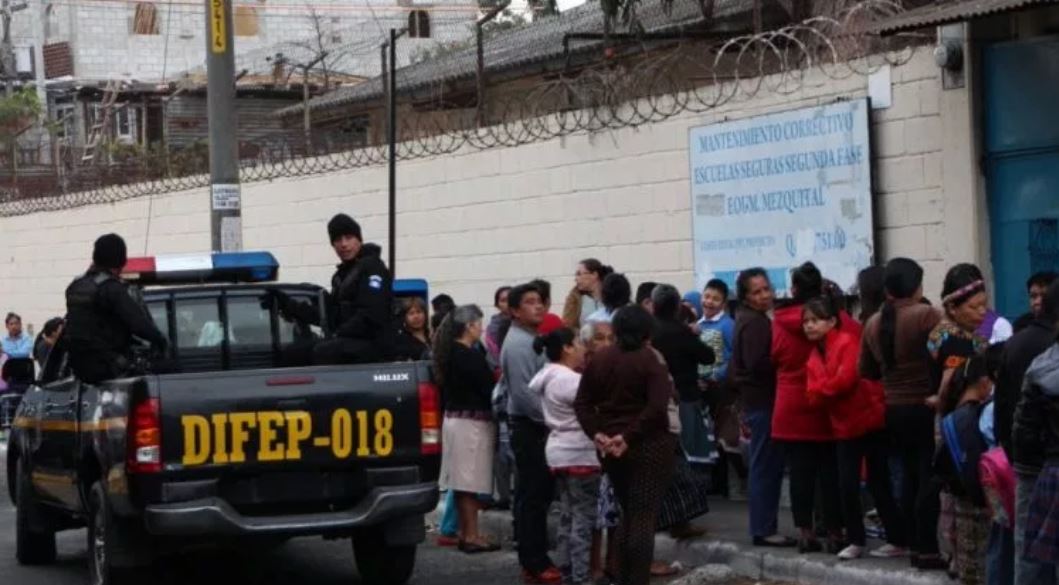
[984,37,1059,318]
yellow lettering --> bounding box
[332,409,353,459]
[257,411,285,462]
[211,413,229,464]
[374,410,394,456]
[229,412,257,463]
[284,411,311,460]
[181,415,210,466]
[356,410,371,457]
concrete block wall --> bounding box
[0,49,967,334]
[10,0,477,83]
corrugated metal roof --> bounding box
[875,0,1059,35]
[278,0,757,117]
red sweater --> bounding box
[806,328,886,440]
[770,303,859,441]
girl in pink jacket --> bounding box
[530,328,596,585]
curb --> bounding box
[428,504,949,585]
[654,536,948,585]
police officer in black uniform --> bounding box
[64,234,168,383]
[278,214,394,364]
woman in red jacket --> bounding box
[770,262,845,552]
[803,296,908,560]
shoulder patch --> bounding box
[368,274,383,290]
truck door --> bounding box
[32,370,81,509]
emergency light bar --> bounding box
[122,252,279,285]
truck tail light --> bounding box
[418,382,441,455]
[127,398,162,474]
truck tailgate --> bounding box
[154,362,433,511]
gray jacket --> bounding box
[499,324,547,423]
[1013,343,1059,473]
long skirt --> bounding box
[606,433,677,585]
[952,495,990,585]
[656,447,711,531]
[1025,463,1059,565]
[439,416,495,495]
[677,399,719,466]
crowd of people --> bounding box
[414,256,1059,585]
[0,312,64,387]
[7,219,1059,585]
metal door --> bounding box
[984,37,1059,318]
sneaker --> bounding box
[838,544,864,560]
[870,544,909,559]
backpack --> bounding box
[938,400,989,506]
[979,447,1015,529]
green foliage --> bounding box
[0,88,42,144]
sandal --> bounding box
[649,561,680,577]
[458,540,501,554]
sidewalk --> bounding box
[428,498,950,585]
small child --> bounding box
[802,296,903,560]
[529,328,598,585]
[936,355,994,585]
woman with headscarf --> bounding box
[928,264,991,581]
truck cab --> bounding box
[6,252,441,585]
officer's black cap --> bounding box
[93,233,128,270]
[328,214,362,244]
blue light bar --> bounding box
[394,278,428,302]
[212,252,280,282]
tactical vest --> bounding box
[64,271,125,356]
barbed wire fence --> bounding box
[0,0,923,217]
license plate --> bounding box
[179,408,395,466]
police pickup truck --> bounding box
[6,252,441,585]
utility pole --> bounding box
[205,0,241,252]
[382,27,405,276]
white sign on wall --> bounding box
[688,99,875,295]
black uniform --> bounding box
[64,270,168,383]
[283,243,394,364]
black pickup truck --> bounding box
[5,253,441,585]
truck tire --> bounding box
[352,529,416,585]
[87,482,128,585]
[15,458,57,565]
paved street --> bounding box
[0,444,524,585]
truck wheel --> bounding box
[15,458,57,565]
[352,529,416,585]
[87,482,127,585]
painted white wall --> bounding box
[0,49,974,335]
